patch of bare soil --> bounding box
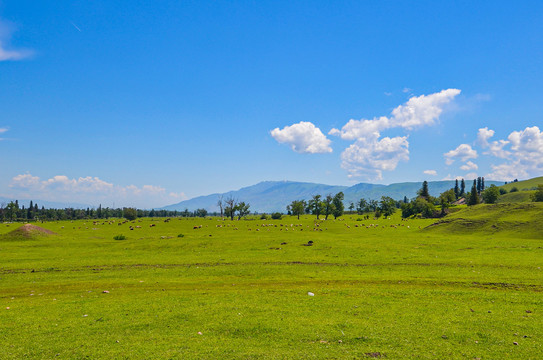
[7,224,56,237]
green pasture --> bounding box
[1,209,542,359]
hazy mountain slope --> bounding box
[162,179,503,213]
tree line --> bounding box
[0,200,214,222]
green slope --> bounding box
[497,190,536,203]
[500,176,543,192]
[424,202,543,238]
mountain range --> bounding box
[161,179,502,213]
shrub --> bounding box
[260,214,268,220]
[113,234,126,240]
[532,184,543,202]
[499,188,507,195]
[271,212,282,220]
[510,187,519,193]
[177,233,185,238]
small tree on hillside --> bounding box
[379,196,397,217]
[454,179,460,199]
[332,192,345,219]
[467,180,480,206]
[531,184,543,202]
[482,185,500,204]
[418,181,430,200]
[460,179,466,197]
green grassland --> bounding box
[1,208,542,359]
[499,177,543,192]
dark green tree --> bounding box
[460,179,466,197]
[309,195,324,219]
[123,207,138,221]
[332,192,345,219]
[454,179,460,199]
[379,196,397,217]
[418,181,430,199]
[288,200,306,220]
[236,202,250,220]
[482,185,500,204]
[531,184,543,202]
[467,180,480,206]
[323,194,335,220]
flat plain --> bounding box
[1,206,542,359]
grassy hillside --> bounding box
[500,176,543,192]
[1,213,542,359]
[497,190,536,203]
[425,202,543,238]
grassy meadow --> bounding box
[1,207,542,359]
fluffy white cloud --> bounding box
[460,161,478,171]
[441,174,463,181]
[7,173,183,208]
[444,144,478,165]
[486,126,543,180]
[390,88,461,130]
[341,135,409,180]
[423,170,437,176]
[0,127,8,133]
[0,20,32,61]
[327,89,460,179]
[330,89,461,141]
[477,127,494,147]
[271,121,332,154]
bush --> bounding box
[113,234,126,240]
[177,233,185,238]
[510,187,519,193]
[499,188,507,195]
[271,212,282,220]
[260,214,268,220]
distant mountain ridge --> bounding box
[161,179,502,213]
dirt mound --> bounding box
[6,224,57,238]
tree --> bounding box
[195,208,208,217]
[224,197,238,221]
[236,202,250,220]
[379,196,396,217]
[439,189,456,215]
[467,180,480,206]
[309,195,324,219]
[288,200,306,220]
[217,196,224,219]
[531,184,543,202]
[332,192,345,219]
[454,179,460,199]
[460,179,466,197]
[357,198,368,214]
[418,181,430,200]
[348,202,355,213]
[476,177,482,194]
[6,201,18,222]
[123,207,138,221]
[482,185,500,204]
[323,194,335,220]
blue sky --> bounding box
[1,1,542,208]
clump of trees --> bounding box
[532,184,543,202]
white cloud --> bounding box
[486,126,543,180]
[330,89,461,141]
[402,87,412,93]
[0,127,8,134]
[7,173,182,208]
[271,121,332,154]
[441,174,463,181]
[0,20,33,61]
[341,134,409,180]
[460,161,478,171]
[444,144,478,165]
[464,172,478,180]
[423,170,437,176]
[390,88,461,130]
[477,127,494,147]
[328,89,460,179]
